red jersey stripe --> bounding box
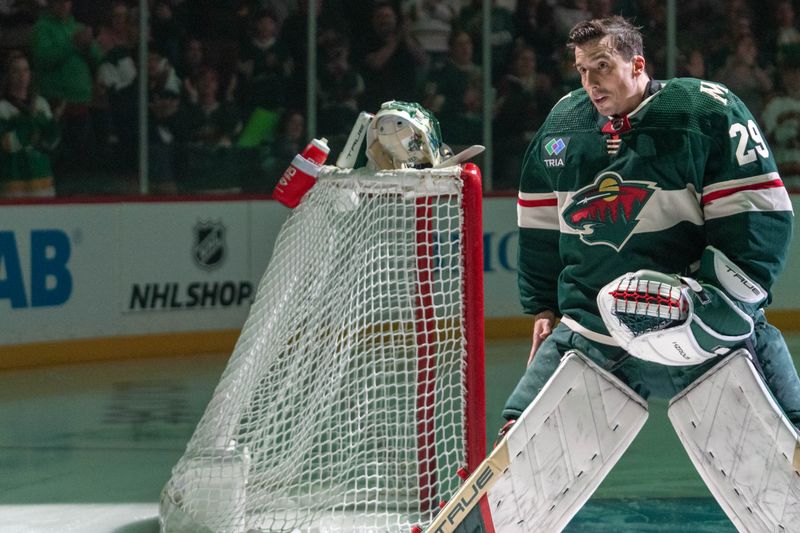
[518,198,558,208]
[701,179,784,206]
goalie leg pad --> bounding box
[486,351,648,532]
[668,349,800,533]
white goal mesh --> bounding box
[160,165,485,533]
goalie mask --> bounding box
[365,101,447,169]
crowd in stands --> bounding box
[0,0,799,197]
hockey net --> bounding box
[160,164,485,532]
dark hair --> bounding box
[448,29,471,48]
[567,16,644,60]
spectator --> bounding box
[317,31,364,151]
[457,0,515,80]
[274,108,305,158]
[762,45,800,190]
[402,0,458,70]
[95,0,139,173]
[148,45,182,98]
[0,51,62,198]
[245,0,293,26]
[422,29,481,148]
[706,7,757,73]
[261,108,306,189]
[150,0,189,66]
[634,0,668,75]
[775,0,800,47]
[554,45,581,94]
[357,1,428,112]
[493,44,557,190]
[339,0,399,43]
[96,1,137,65]
[714,34,774,118]
[147,46,184,194]
[514,0,557,74]
[760,0,800,69]
[182,66,243,193]
[679,48,707,79]
[175,37,206,82]
[282,0,350,109]
[237,8,293,114]
[184,66,242,145]
[31,0,102,187]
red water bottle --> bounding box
[272,138,330,208]
[301,138,330,165]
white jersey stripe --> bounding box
[518,192,559,229]
[704,187,794,220]
[518,202,559,230]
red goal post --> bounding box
[160,163,486,533]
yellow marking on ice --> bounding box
[0,330,240,371]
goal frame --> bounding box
[161,163,486,532]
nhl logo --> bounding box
[193,220,226,270]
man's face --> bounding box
[197,71,218,99]
[185,39,203,65]
[372,6,397,36]
[450,32,473,65]
[255,15,277,39]
[574,35,644,116]
[9,57,31,91]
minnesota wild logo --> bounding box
[562,172,656,250]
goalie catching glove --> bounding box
[597,246,767,366]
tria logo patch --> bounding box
[542,136,570,167]
[562,172,656,250]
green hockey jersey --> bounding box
[517,77,794,343]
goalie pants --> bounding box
[502,312,800,428]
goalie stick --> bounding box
[336,111,374,168]
[433,145,485,169]
[424,435,507,532]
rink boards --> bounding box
[1,195,799,368]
